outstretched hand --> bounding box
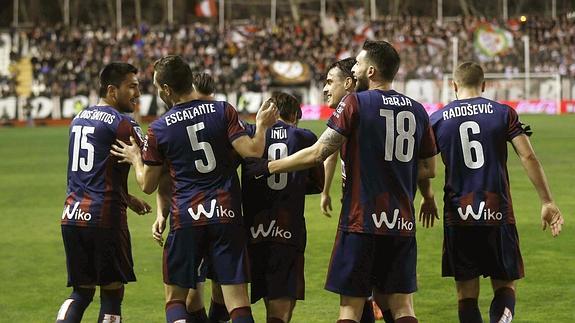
[419,197,439,228]
[541,202,564,237]
[111,136,141,164]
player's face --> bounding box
[323,67,348,109]
[115,73,140,113]
[352,50,370,92]
[153,72,174,108]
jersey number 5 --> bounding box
[70,125,95,172]
[187,122,217,173]
[459,121,485,169]
[379,109,416,162]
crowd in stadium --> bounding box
[3,13,575,98]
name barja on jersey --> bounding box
[165,103,216,126]
[442,102,494,120]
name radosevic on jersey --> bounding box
[327,89,437,236]
[430,97,526,226]
[61,105,144,229]
[142,99,247,230]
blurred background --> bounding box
[1,0,575,123]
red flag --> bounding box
[195,0,217,17]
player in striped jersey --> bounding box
[57,62,151,323]
[425,61,564,323]
[111,56,278,323]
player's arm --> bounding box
[111,136,163,194]
[232,99,278,158]
[269,127,345,174]
[152,169,170,246]
[511,134,563,236]
[320,151,338,216]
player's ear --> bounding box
[107,85,117,101]
[344,77,354,91]
[367,65,376,79]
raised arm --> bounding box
[511,134,563,236]
[233,99,278,158]
[268,127,345,174]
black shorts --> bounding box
[163,224,250,288]
[442,224,525,281]
[249,242,305,303]
[61,225,136,287]
[325,230,417,297]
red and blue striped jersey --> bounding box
[430,97,526,226]
[61,105,144,229]
[241,121,324,250]
[327,90,437,236]
[142,100,247,230]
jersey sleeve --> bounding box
[142,126,164,166]
[225,103,248,143]
[241,120,256,138]
[506,106,525,141]
[327,93,359,138]
[116,118,144,148]
[419,118,438,159]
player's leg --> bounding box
[95,227,137,322]
[208,224,253,323]
[456,278,482,323]
[220,284,253,322]
[370,294,393,323]
[98,282,124,323]
[373,235,418,322]
[325,231,374,322]
[163,227,207,323]
[257,243,305,323]
[443,226,485,323]
[487,224,524,323]
[165,284,193,323]
[489,280,516,323]
[186,282,208,323]
[265,298,296,323]
[208,281,230,322]
[57,226,97,323]
[56,285,96,323]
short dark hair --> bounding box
[327,57,356,79]
[454,61,484,88]
[153,55,194,95]
[193,72,216,95]
[271,92,301,121]
[98,62,138,97]
[362,40,400,82]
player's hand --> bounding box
[111,136,141,164]
[243,157,270,179]
[419,196,439,228]
[541,202,563,237]
[320,193,332,217]
[152,215,167,247]
[127,195,151,215]
[255,98,279,129]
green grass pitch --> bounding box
[0,115,573,322]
